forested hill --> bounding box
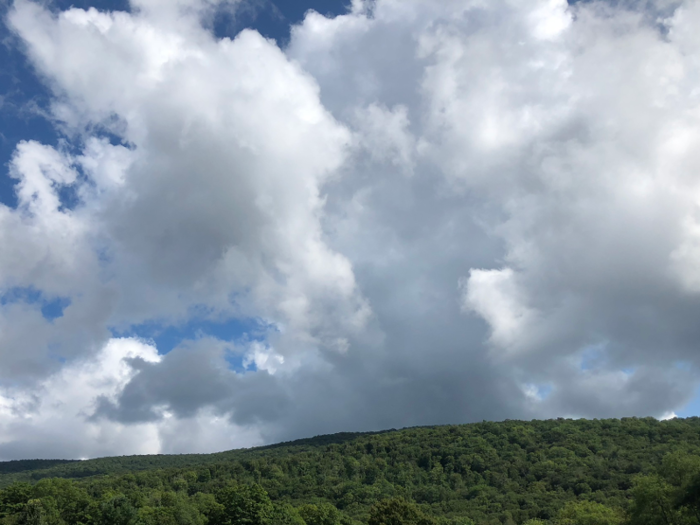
[0,431,382,487]
[2,417,700,524]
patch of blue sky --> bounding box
[41,296,72,321]
[56,179,82,211]
[227,352,257,374]
[579,341,608,371]
[0,286,41,306]
[51,0,131,12]
[114,313,271,352]
[678,385,700,418]
[112,315,271,373]
[0,23,58,208]
[537,384,553,400]
[670,362,699,417]
[524,382,553,402]
[0,286,71,321]
[91,127,135,149]
[212,0,348,46]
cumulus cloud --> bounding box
[0,337,261,458]
[1,0,700,458]
[289,0,700,423]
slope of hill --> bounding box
[1,417,700,524]
[0,431,379,487]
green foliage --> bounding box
[368,498,434,525]
[18,499,61,525]
[298,503,343,525]
[216,483,274,525]
[0,463,77,476]
[678,472,700,522]
[627,450,700,525]
[99,495,138,525]
[0,483,32,518]
[557,501,623,525]
[270,504,305,525]
[2,418,700,524]
[628,475,680,525]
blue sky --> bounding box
[1,0,700,459]
[678,388,700,418]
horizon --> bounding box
[1,414,696,463]
[2,0,700,461]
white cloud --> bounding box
[353,104,417,174]
[3,0,700,457]
[6,0,369,353]
[0,338,161,458]
[243,341,285,375]
[0,338,262,460]
[661,411,678,420]
[289,0,700,422]
[460,268,537,357]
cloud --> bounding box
[0,337,261,458]
[461,268,538,357]
[6,0,369,352]
[288,0,700,423]
[2,0,700,458]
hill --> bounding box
[1,417,700,524]
[0,431,380,487]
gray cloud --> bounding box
[1,0,700,459]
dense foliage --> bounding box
[2,418,700,525]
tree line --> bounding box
[2,417,700,525]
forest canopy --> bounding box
[2,417,700,525]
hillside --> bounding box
[0,432,379,487]
[2,417,700,524]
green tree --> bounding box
[99,495,138,525]
[215,484,273,525]
[0,483,32,519]
[31,479,94,525]
[270,504,305,525]
[191,492,224,522]
[557,501,622,525]
[368,498,435,525]
[628,475,685,525]
[298,504,340,525]
[677,472,700,523]
[18,499,61,525]
[137,506,177,525]
[659,452,700,489]
[437,518,474,525]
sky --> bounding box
[1,0,700,460]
